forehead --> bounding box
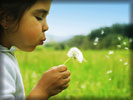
[28,0,51,12]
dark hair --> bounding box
[0,0,40,34]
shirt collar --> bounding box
[0,45,16,56]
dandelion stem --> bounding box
[63,57,72,65]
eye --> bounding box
[35,16,43,21]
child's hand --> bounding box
[28,65,71,99]
[38,65,71,97]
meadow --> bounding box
[15,46,131,100]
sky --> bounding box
[45,2,129,42]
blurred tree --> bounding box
[46,23,130,50]
[66,35,85,48]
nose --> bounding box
[42,21,49,32]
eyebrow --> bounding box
[34,9,49,15]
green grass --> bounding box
[15,46,131,99]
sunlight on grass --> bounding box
[15,46,130,99]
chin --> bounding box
[26,48,35,52]
[20,46,36,52]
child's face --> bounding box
[11,0,51,51]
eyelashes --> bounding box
[35,14,47,22]
[35,16,43,21]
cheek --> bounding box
[27,25,41,39]
[20,21,42,42]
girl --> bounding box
[0,0,71,100]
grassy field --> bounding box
[15,46,131,99]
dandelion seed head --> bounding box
[67,47,84,63]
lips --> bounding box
[39,38,46,45]
[43,38,46,41]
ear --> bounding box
[0,19,8,29]
[0,16,11,29]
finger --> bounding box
[61,70,71,79]
[54,88,62,95]
[61,77,71,86]
[57,65,67,72]
[61,84,69,90]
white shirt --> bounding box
[0,45,25,100]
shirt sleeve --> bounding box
[0,53,16,100]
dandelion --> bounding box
[107,70,112,74]
[108,51,114,55]
[63,47,86,64]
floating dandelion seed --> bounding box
[81,84,86,89]
[108,51,114,55]
[109,78,112,81]
[117,45,121,48]
[94,37,99,42]
[64,47,86,64]
[107,70,112,74]
[124,62,128,65]
[124,47,129,50]
[123,42,127,45]
[129,38,133,43]
[118,37,121,41]
[120,59,123,62]
[66,95,70,99]
[93,37,99,45]
[32,72,37,78]
[93,42,97,45]
[101,30,104,35]
[105,55,110,59]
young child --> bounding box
[0,0,71,100]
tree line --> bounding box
[45,23,133,50]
